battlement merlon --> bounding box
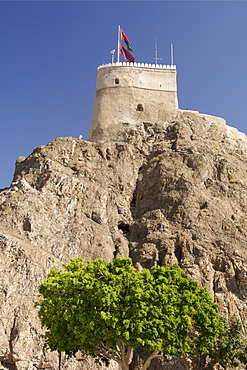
[89,62,179,142]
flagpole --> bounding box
[171,43,174,66]
[117,25,120,63]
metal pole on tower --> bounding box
[117,25,120,63]
[154,35,162,64]
[154,35,158,64]
[171,44,174,66]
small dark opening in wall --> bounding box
[136,104,143,111]
[200,202,208,210]
[115,78,119,84]
[118,222,130,234]
[174,243,182,262]
[23,218,31,232]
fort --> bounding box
[1,50,247,370]
[89,62,178,142]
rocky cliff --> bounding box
[1,110,247,369]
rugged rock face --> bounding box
[1,109,247,369]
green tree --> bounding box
[206,315,247,369]
[36,258,222,370]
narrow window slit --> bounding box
[136,104,143,111]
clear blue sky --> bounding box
[1,1,247,189]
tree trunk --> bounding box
[119,364,129,370]
[58,351,61,370]
[116,343,133,370]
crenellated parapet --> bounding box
[97,62,176,70]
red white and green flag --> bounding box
[118,26,135,63]
[119,43,135,63]
[120,27,133,51]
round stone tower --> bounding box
[89,62,178,142]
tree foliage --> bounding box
[207,315,247,369]
[36,258,222,370]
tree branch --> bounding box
[141,351,158,370]
[95,343,132,370]
[95,345,120,363]
[126,346,133,365]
